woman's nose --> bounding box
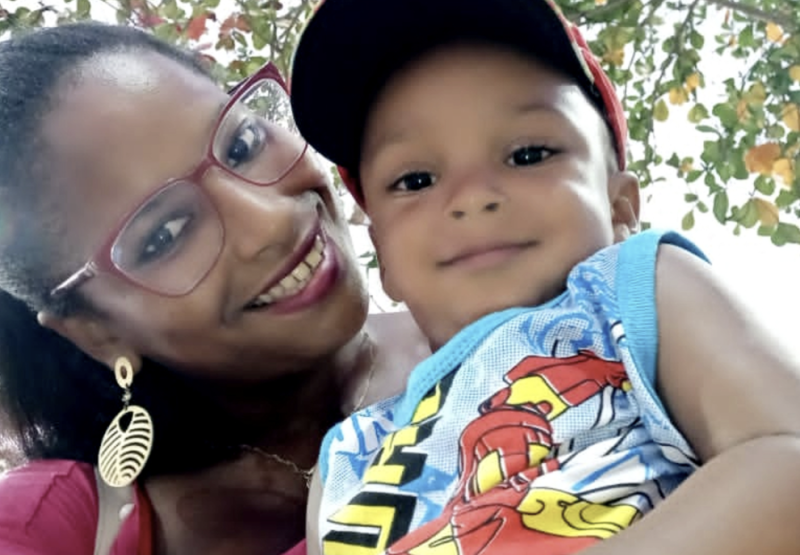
[206,173,313,261]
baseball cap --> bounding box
[291,0,628,206]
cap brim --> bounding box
[291,0,591,172]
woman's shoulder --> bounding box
[0,459,97,554]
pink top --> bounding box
[0,459,306,555]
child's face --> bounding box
[360,44,639,348]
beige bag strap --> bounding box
[93,468,135,555]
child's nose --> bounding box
[445,174,506,220]
[450,200,501,220]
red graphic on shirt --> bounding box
[386,352,639,555]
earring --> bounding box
[97,356,154,488]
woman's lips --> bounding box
[267,235,341,314]
[245,230,342,314]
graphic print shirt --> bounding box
[317,230,703,555]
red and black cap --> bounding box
[291,0,628,206]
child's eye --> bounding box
[507,145,554,167]
[390,171,436,192]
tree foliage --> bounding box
[2,0,800,245]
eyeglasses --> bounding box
[50,63,308,299]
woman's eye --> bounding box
[390,171,436,192]
[138,216,191,264]
[508,145,554,167]
[225,119,265,168]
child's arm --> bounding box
[588,244,800,554]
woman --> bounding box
[0,22,427,555]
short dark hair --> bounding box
[0,23,247,475]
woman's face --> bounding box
[42,50,369,380]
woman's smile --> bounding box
[245,229,341,314]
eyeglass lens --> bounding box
[110,78,304,295]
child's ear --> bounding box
[368,224,403,303]
[609,171,641,241]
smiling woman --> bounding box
[0,22,428,555]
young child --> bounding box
[291,1,800,555]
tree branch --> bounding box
[640,0,701,179]
[563,0,637,24]
[567,0,796,32]
[702,0,797,31]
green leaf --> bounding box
[758,225,776,237]
[717,162,732,183]
[739,25,756,48]
[732,155,749,180]
[162,0,183,20]
[767,124,786,139]
[76,0,90,18]
[686,169,703,183]
[776,189,798,208]
[702,140,721,164]
[688,103,709,123]
[666,153,681,168]
[681,210,695,231]
[712,103,739,128]
[772,223,800,246]
[738,199,760,228]
[754,175,776,196]
[713,191,729,223]
[690,30,705,50]
[653,99,669,122]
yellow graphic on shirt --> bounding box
[322,377,452,555]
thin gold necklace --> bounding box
[239,444,316,487]
[241,332,378,488]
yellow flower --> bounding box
[766,22,784,43]
[783,103,800,132]
[737,100,750,123]
[773,158,795,187]
[744,143,781,175]
[789,65,800,83]
[743,82,766,106]
[668,86,688,105]
[754,198,779,227]
[685,73,701,93]
[603,48,625,67]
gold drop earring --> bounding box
[97,356,154,488]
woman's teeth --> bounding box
[248,236,325,309]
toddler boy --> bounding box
[291,1,800,555]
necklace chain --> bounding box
[240,332,378,488]
[239,444,315,487]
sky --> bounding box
[13,0,800,356]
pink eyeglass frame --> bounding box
[50,62,308,299]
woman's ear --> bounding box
[368,224,403,303]
[609,171,641,241]
[37,310,142,374]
